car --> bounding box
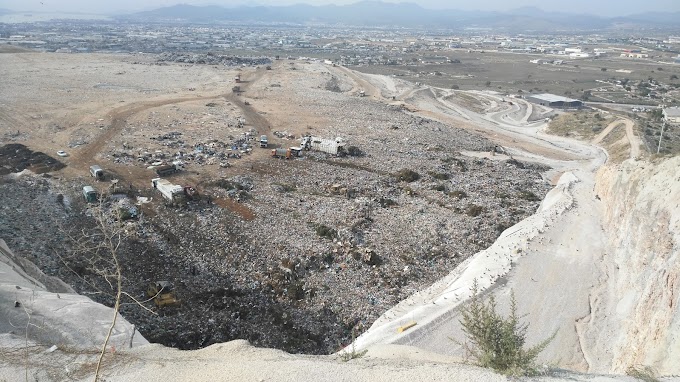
[56,150,68,157]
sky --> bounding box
[2,0,679,17]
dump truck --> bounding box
[89,165,104,180]
[147,281,179,308]
[82,186,98,203]
[271,148,292,159]
[260,135,268,148]
[151,178,185,203]
[154,161,183,177]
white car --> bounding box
[57,150,68,157]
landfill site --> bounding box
[1,51,680,382]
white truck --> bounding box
[151,178,185,203]
[260,135,268,148]
[300,136,346,155]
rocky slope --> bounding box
[589,156,680,374]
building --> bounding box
[525,94,583,108]
[663,107,680,124]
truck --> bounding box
[154,161,183,177]
[259,135,268,148]
[82,186,98,203]
[89,165,104,180]
[300,135,346,155]
[271,148,292,159]
[151,178,185,203]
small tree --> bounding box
[60,198,154,381]
[457,281,555,376]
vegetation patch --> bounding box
[517,190,540,201]
[312,223,338,240]
[457,283,555,376]
[465,204,484,217]
[547,111,611,140]
[394,168,420,182]
[428,170,450,180]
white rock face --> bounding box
[590,157,680,374]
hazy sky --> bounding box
[3,0,679,17]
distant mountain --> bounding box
[614,12,680,26]
[117,2,680,31]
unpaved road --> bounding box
[591,118,640,160]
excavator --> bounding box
[147,281,180,308]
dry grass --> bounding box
[547,111,612,140]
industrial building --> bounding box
[525,93,583,109]
[663,107,680,124]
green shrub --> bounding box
[517,190,540,201]
[626,365,660,382]
[395,168,420,182]
[314,224,337,240]
[458,283,555,376]
[378,197,397,208]
[428,171,450,180]
[432,184,447,192]
[465,204,484,217]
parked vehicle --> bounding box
[82,186,98,203]
[154,161,183,177]
[89,165,104,180]
[260,135,268,148]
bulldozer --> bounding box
[147,281,180,308]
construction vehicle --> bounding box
[89,165,104,180]
[147,281,179,308]
[235,74,241,83]
[271,148,292,159]
[260,135,268,148]
[154,161,183,177]
[232,85,241,93]
[359,90,366,97]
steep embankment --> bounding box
[587,157,680,373]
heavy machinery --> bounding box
[147,281,179,308]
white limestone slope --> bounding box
[354,156,680,376]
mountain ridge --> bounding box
[115,1,680,30]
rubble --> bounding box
[157,53,272,67]
[0,61,552,356]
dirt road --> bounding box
[591,118,640,160]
